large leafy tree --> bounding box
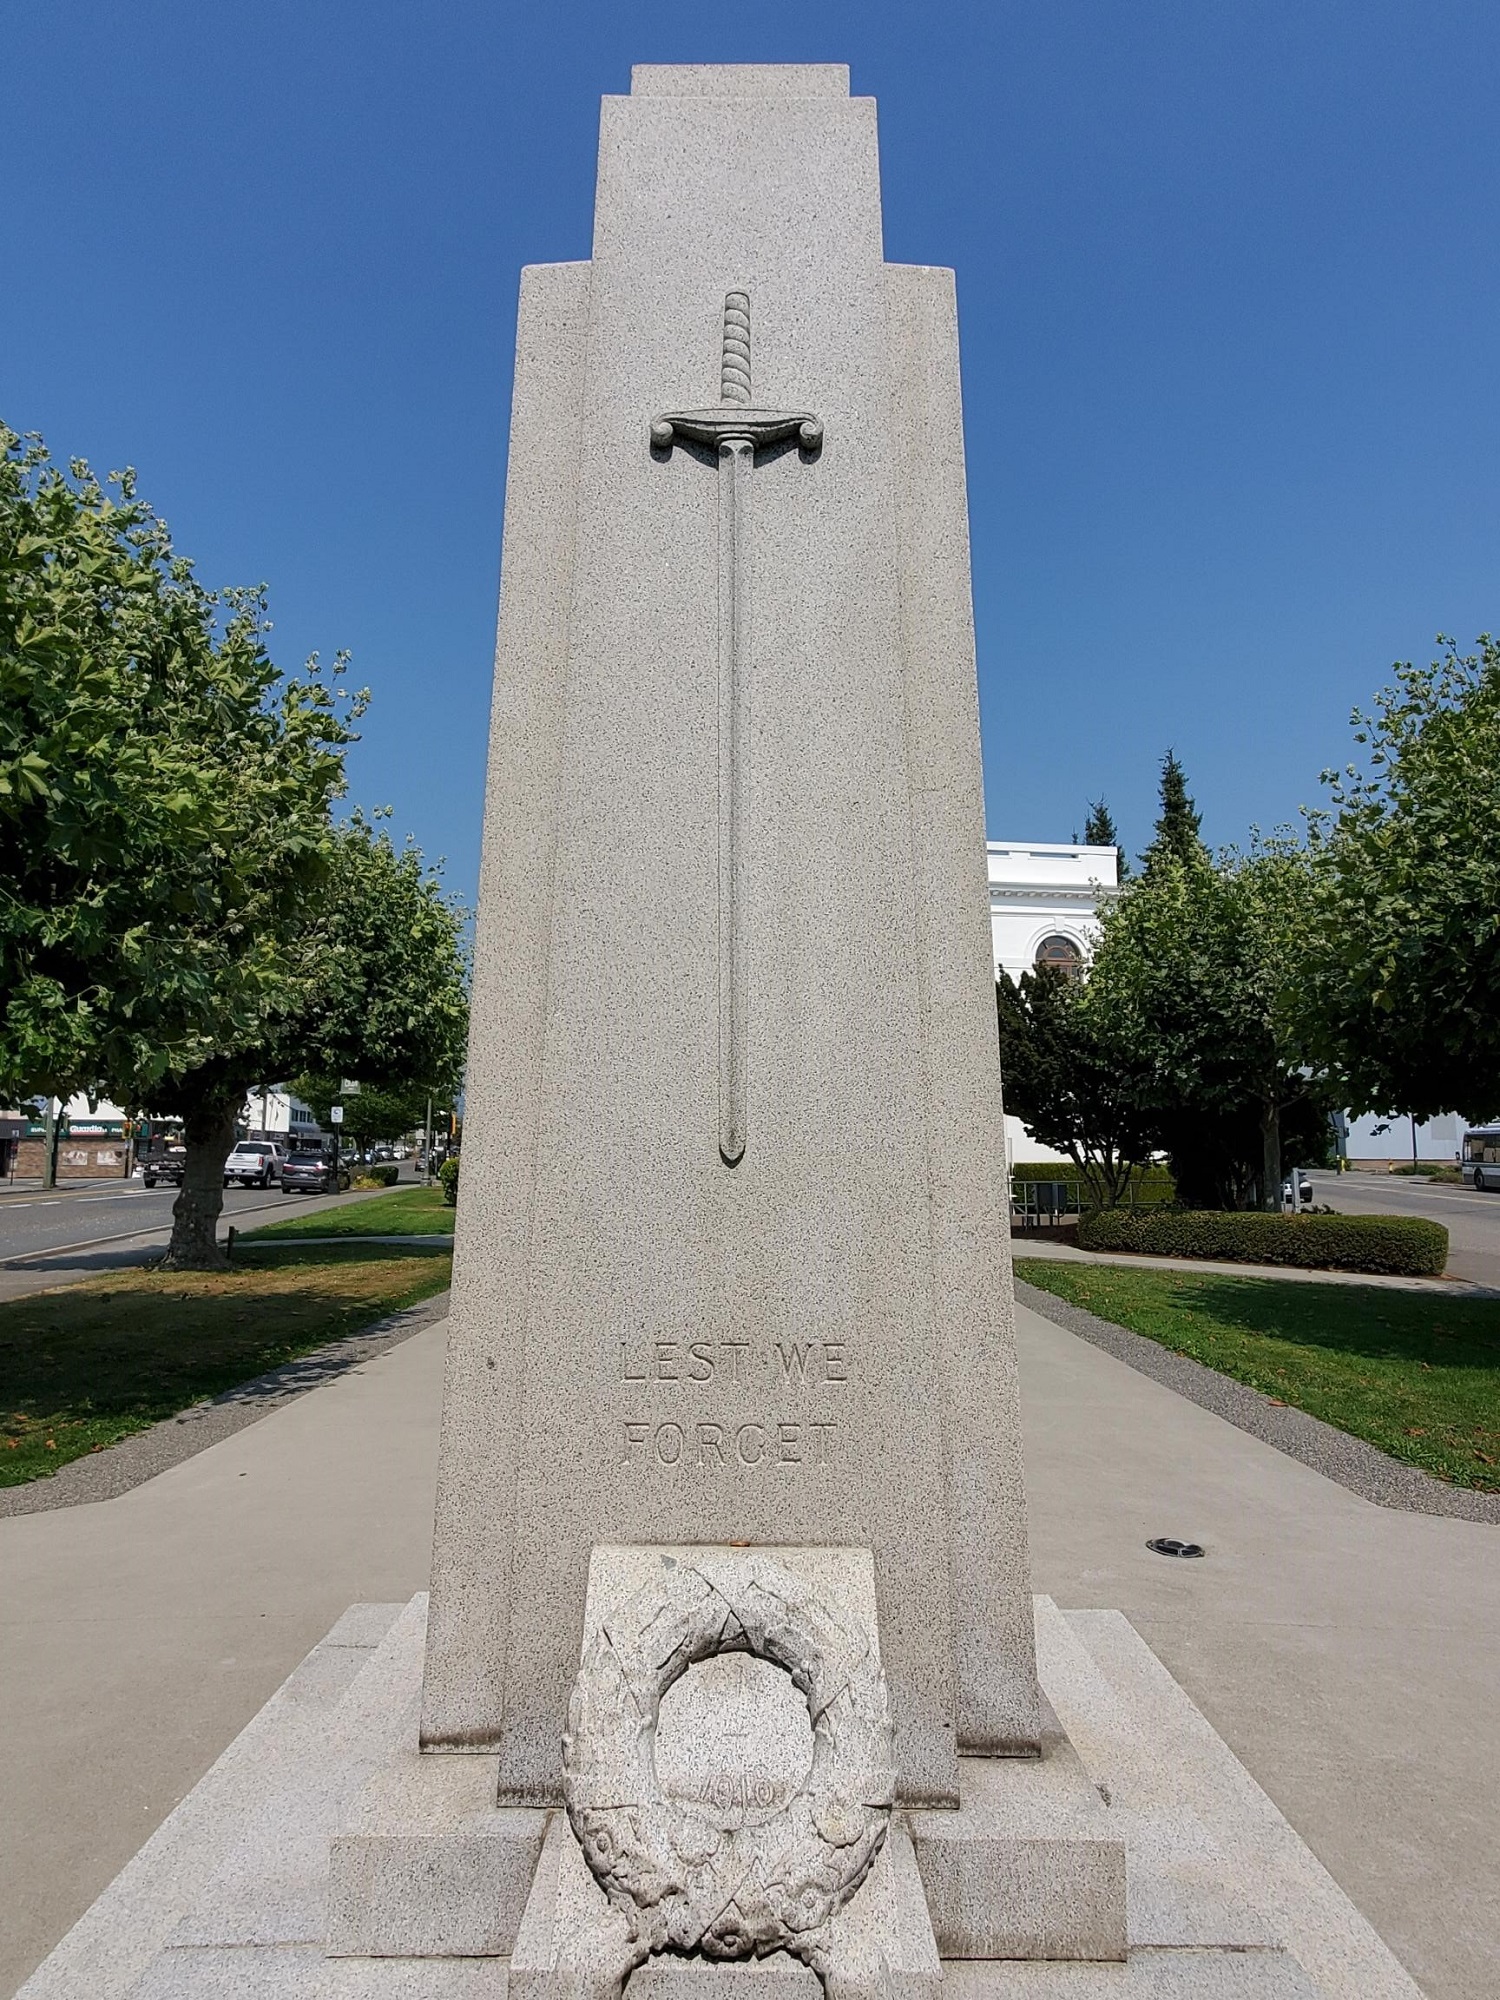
[0,425,354,1109]
[996,965,1157,1206]
[148,816,469,1265]
[1086,840,1328,1208]
[1304,636,1500,1122]
[0,427,469,1266]
[292,821,470,1155]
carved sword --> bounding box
[652,292,822,1166]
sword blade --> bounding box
[718,436,753,1165]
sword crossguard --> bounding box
[650,409,822,453]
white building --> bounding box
[984,843,1468,1174]
[1338,1110,1463,1169]
[987,840,1119,1165]
[242,1086,323,1144]
[53,1086,319,1148]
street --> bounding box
[1308,1168,1500,1289]
[0,1183,309,1264]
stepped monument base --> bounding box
[19,1589,1419,2000]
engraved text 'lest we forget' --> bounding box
[617,1337,852,1469]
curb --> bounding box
[235,1233,454,1248]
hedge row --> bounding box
[1075,1207,1448,1276]
[353,1162,400,1188]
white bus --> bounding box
[1461,1127,1500,1192]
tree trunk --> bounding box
[162,1095,239,1269]
[1260,1100,1283,1213]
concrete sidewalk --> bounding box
[1018,1300,1498,2000]
[0,1322,447,1995]
[3,1302,1496,1998]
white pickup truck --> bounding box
[223,1141,286,1189]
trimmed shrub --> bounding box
[353,1162,399,1188]
[439,1156,459,1207]
[1075,1208,1447,1276]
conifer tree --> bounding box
[1083,798,1127,877]
[1141,751,1204,874]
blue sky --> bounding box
[5,2,1498,900]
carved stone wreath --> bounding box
[561,1552,896,1981]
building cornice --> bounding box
[988,885,1119,906]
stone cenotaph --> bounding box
[22,63,1425,2000]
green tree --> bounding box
[1139,750,1205,876]
[996,966,1157,1207]
[293,1078,432,1155]
[0,425,354,1120]
[1082,797,1127,877]
[1304,636,1500,1122]
[148,816,469,1264]
[0,426,468,1266]
[1087,840,1327,1209]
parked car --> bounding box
[141,1147,187,1189]
[223,1140,286,1189]
[279,1150,351,1195]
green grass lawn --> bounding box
[240,1183,454,1239]
[1016,1258,1500,1491]
[0,1240,451,1487]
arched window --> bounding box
[1034,934,1084,980]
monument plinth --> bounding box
[21,64,1426,2000]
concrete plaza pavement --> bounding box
[3,1300,1496,1999]
[0,1323,447,1996]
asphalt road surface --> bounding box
[1308,1168,1500,1289]
[0,1183,302,1265]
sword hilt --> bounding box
[651,289,822,452]
[721,291,751,405]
